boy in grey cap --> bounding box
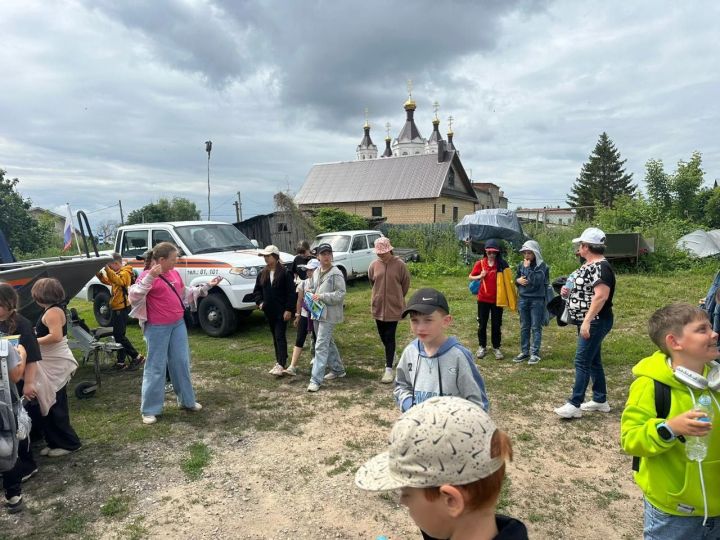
[394,288,489,412]
[356,396,527,540]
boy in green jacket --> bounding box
[621,303,720,538]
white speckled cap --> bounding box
[355,396,503,491]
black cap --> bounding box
[402,288,450,318]
[316,243,333,254]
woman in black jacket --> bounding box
[253,245,296,376]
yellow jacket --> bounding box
[96,264,135,310]
[496,267,517,311]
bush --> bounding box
[312,208,369,233]
[383,223,462,266]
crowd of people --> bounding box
[2,227,719,540]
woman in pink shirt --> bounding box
[130,242,220,425]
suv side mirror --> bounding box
[251,239,259,248]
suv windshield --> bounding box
[312,235,350,253]
[175,224,255,254]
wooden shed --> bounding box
[234,211,314,253]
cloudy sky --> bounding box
[1,1,718,229]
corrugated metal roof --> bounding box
[295,152,455,204]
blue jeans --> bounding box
[644,499,720,539]
[568,315,613,407]
[141,319,196,415]
[518,297,545,356]
[310,321,345,386]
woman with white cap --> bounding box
[554,227,616,419]
[368,236,411,383]
[253,245,296,377]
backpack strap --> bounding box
[632,379,672,472]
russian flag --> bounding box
[63,205,73,251]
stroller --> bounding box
[66,308,124,399]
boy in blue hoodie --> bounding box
[394,288,489,412]
[513,240,549,365]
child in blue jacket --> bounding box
[513,240,549,365]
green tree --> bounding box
[567,132,636,219]
[671,151,704,220]
[0,169,55,256]
[312,208,369,233]
[704,188,720,228]
[644,158,672,211]
[126,197,201,224]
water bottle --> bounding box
[376,536,389,540]
[565,273,576,292]
[686,394,714,461]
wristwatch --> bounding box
[656,422,676,442]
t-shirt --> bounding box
[138,269,186,325]
[471,258,498,304]
[0,314,42,363]
[567,259,615,322]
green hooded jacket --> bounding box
[621,350,720,516]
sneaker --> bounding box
[39,447,50,457]
[528,354,541,365]
[130,355,146,368]
[113,362,127,370]
[6,495,23,514]
[493,348,504,360]
[142,415,157,425]
[513,353,529,363]
[381,368,394,384]
[307,382,320,392]
[284,366,298,376]
[165,383,174,394]
[580,400,611,413]
[554,402,582,419]
[269,363,285,376]
[476,346,486,359]
[182,402,203,412]
[20,468,38,483]
[324,371,346,381]
[47,448,73,458]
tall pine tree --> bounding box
[567,132,635,219]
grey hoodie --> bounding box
[394,337,490,412]
[307,265,345,323]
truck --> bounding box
[311,230,419,281]
[77,221,293,337]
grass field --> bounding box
[1,267,715,539]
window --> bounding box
[441,204,446,214]
[366,233,381,248]
[276,222,289,233]
[120,230,148,258]
[371,206,382,217]
[453,206,459,222]
[152,230,173,246]
[448,168,455,187]
[351,235,368,251]
[402,152,408,156]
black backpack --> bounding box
[0,339,19,472]
[631,380,672,472]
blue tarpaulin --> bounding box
[454,209,526,248]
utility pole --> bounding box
[236,191,243,222]
[118,199,124,224]
[233,201,240,222]
[205,140,212,220]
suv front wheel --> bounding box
[198,293,237,337]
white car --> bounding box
[77,221,293,337]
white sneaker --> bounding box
[554,402,582,419]
[182,402,202,412]
[528,354,541,365]
[269,363,285,376]
[476,346,486,359]
[580,400,611,413]
[47,448,73,458]
[284,366,298,376]
[324,371,346,381]
[307,382,320,392]
[142,415,157,425]
[493,348,504,360]
[40,447,50,457]
[381,368,394,384]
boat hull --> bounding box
[0,256,112,322]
